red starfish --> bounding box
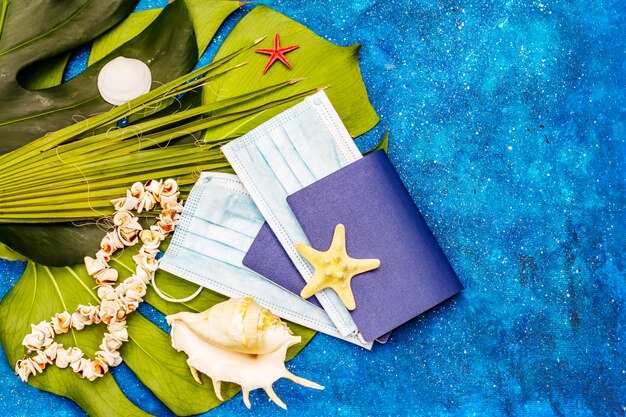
[255,33,300,75]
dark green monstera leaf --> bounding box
[0,0,198,153]
[0,0,241,266]
[0,3,379,267]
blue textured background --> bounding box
[1,0,624,416]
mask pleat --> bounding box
[194,185,263,238]
[179,227,247,269]
[254,132,303,194]
[282,109,346,179]
[186,216,255,253]
[275,125,317,186]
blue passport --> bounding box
[244,151,463,342]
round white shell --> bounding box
[97,56,152,106]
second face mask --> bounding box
[221,91,363,337]
[159,172,371,348]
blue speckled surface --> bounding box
[1,0,625,415]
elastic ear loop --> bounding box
[151,275,203,303]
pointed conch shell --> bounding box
[167,298,323,410]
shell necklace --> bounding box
[15,179,185,382]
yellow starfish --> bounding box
[297,224,380,310]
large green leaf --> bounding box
[21,1,241,90]
[0,243,316,415]
[0,5,379,267]
[88,0,242,66]
[0,262,151,417]
[0,0,198,154]
[0,0,241,266]
[87,8,162,66]
[200,5,379,142]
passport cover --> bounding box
[286,150,463,342]
[244,222,391,344]
[245,222,323,309]
[245,150,462,342]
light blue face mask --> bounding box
[159,172,371,348]
[221,91,362,337]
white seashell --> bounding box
[96,343,123,367]
[134,265,154,284]
[133,253,159,274]
[117,275,147,299]
[167,298,323,410]
[139,229,163,250]
[117,226,139,247]
[95,249,111,263]
[56,346,83,369]
[99,299,124,324]
[145,179,163,198]
[113,210,141,230]
[94,267,119,286]
[161,197,184,213]
[76,359,105,381]
[149,225,167,240]
[156,220,174,234]
[130,182,145,200]
[71,312,88,331]
[22,321,55,351]
[160,178,179,197]
[111,190,139,211]
[156,208,179,233]
[70,357,89,375]
[96,343,122,366]
[84,256,108,277]
[97,57,152,106]
[43,342,61,363]
[51,312,72,334]
[159,209,179,225]
[102,321,128,351]
[97,285,116,301]
[136,191,157,213]
[104,231,125,252]
[76,304,101,324]
[15,357,40,382]
[32,350,54,369]
[93,357,110,376]
[115,276,145,313]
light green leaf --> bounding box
[89,0,241,67]
[0,239,317,416]
[0,262,151,417]
[19,52,70,90]
[0,0,201,154]
[184,0,243,55]
[0,241,27,261]
[88,9,162,66]
[202,5,379,142]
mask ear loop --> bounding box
[151,275,203,303]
